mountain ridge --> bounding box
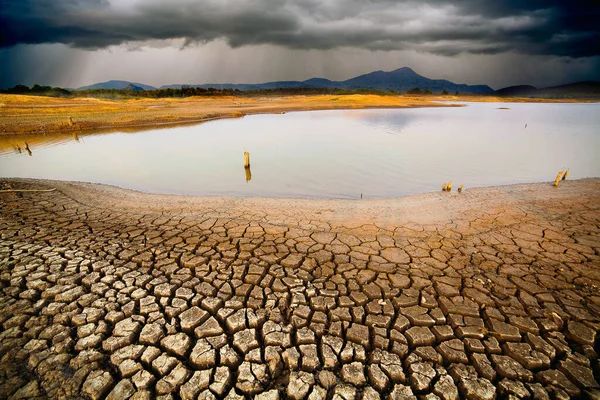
[76,67,494,94]
[71,69,600,97]
[160,67,494,94]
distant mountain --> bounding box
[160,67,494,94]
[338,67,494,94]
[495,81,600,98]
[76,80,157,91]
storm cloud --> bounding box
[1,0,599,57]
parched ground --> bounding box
[0,178,599,399]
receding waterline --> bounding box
[1,102,599,199]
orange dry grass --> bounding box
[0,94,450,136]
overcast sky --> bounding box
[1,0,599,89]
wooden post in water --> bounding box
[442,183,447,192]
[244,150,251,182]
[553,171,563,186]
[458,184,464,193]
[447,181,452,192]
[562,168,569,180]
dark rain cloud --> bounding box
[1,0,599,57]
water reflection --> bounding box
[0,103,598,199]
[0,122,197,156]
[0,132,84,156]
[342,109,420,135]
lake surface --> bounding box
[1,102,599,199]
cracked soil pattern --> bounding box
[0,178,599,400]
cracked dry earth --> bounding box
[0,179,599,400]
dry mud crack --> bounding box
[0,178,599,399]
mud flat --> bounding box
[0,178,599,398]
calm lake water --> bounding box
[1,102,599,198]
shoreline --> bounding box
[1,93,596,136]
[0,94,456,136]
[0,103,457,139]
[3,177,599,231]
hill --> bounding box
[76,80,156,91]
[495,81,600,98]
[339,67,493,94]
